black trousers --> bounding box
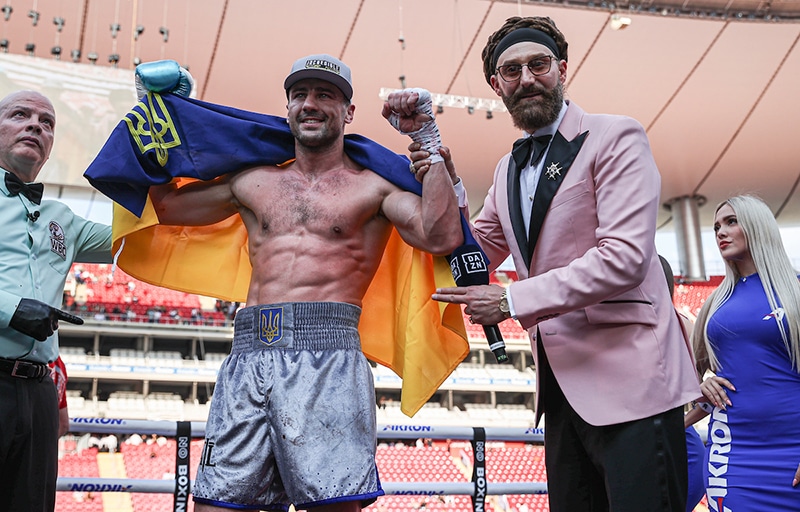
[0,372,59,512]
[539,343,688,512]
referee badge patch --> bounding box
[258,306,283,345]
[48,221,67,260]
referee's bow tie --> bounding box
[511,134,553,170]
[5,172,43,205]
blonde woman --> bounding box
[693,195,800,509]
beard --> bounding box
[503,81,564,133]
[288,113,342,150]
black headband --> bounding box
[492,28,560,70]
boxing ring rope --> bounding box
[59,418,548,511]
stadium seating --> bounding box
[67,263,719,340]
[674,276,723,318]
[56,447,105,511]
[374,443,483,511]
[458,443,549,512]
[66,263,226,326]
[58,435,711,511]
[120,438,203,512]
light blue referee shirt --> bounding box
[0,170,112,364]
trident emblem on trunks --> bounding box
[259,307,283,345]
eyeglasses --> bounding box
[495,56,556,82]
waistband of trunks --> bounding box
[232,302,362,352]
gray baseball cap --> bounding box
[284,54,353,101]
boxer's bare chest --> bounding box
[233,167,388,240]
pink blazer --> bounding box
[471,101,699,426]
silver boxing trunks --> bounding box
[192,302,383,511]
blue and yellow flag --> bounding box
[85,93,476,416]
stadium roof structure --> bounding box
[1,0,799,229]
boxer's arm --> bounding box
[409,142,462,190]
[381,166,463,256]
[136,60,237,226]
[149,175,238,226]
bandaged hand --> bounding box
[135,60,194,99]
[10,298,84,341]
[409,142,460,185]
[382,88,443,164]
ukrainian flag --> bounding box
[85,93,477,416]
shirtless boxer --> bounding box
[146,54,463,512]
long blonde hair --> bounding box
[692,195,800,372]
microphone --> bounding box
[27,211,40,222]
[447,244,509,364]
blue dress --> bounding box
[686,426,707,512]
[704,273,800,510]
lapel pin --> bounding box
[545,162,563,180]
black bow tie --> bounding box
[511,134,552,170]
[5,172,43,205]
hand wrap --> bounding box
[135,60,195,99]
[386,88,443,164]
